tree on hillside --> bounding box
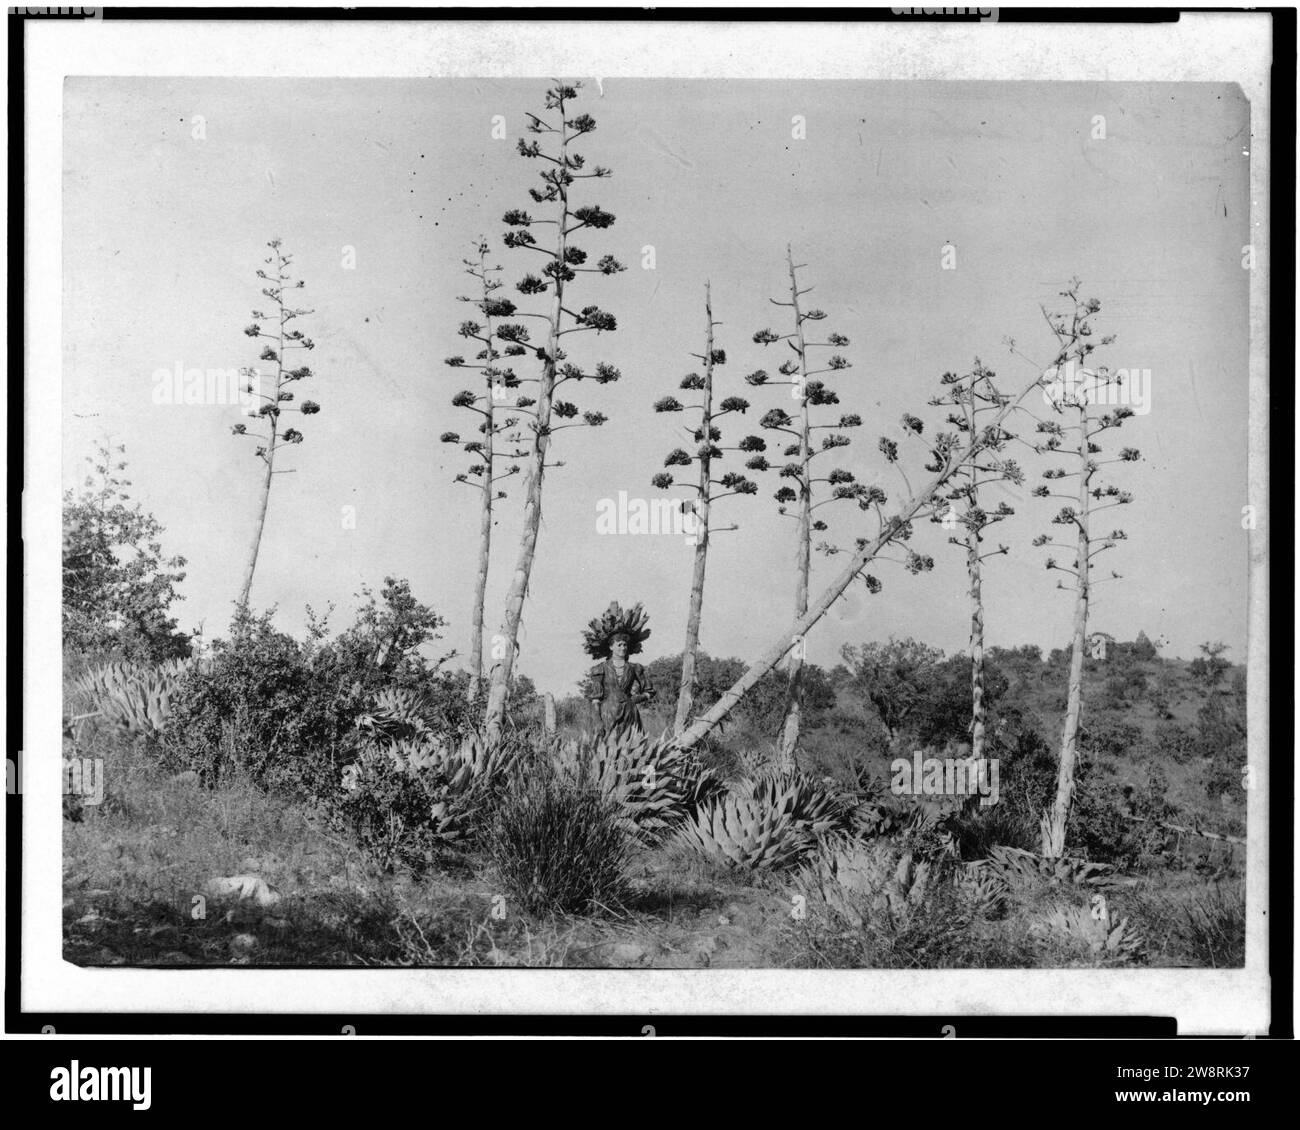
[1026,279,1140,857]
[1190,641,1231,689]
[232,238,322,612]
[651,283,758,734]
[839,637,944,749]
[441,238,530,700]
[746,246,862,765]
[62,442,189,661]
[1131,630,1159,662]
[482,81,625,739]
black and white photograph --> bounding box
[13,8,1284,1041]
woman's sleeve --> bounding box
[583,664,604,700]
[636,665,655,701]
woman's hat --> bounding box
[582,600,651,659]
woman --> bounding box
[582,601,654,738]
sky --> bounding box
[62,77,1251,695]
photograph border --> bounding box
[8,3,1293,1038]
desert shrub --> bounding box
[988,643,1043,668]
[160,583,468,796]
[1197,694,1247,802]
[1069,759,1177,870]
[1103,670,1147,704]
[1080,716,1143,760]
[910,656,1010,750]
[1189,641,1232,689]
[838,641,1010,753]
[946,801,1039,858]
[487,769,632,915]
[1150,722,1197,765]
[160,612,350,793]
[983,712,1057,848]
[327,747,453,872]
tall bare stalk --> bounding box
[442,239,528,700]
[747,246,859,765]
[1028,281,1139,857]
[233,238,320,614]
[482,82,624,739]
[650,283,756,734]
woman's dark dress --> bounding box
[586,659,653,737]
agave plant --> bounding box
[674,791,809,872]
[553,728,715,842]
[1032,898,1145,960]
[738,769,855,839]
[355,686,435,745]
[69,658,193,741]
[348,722,521,846]
[975,844,1116,892]
[954,863,1009,918]
[797,834,936,926]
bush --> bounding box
[487,769,632,915]
[1197,694,1247,802]
[1103,670,1147,704]
[63,443,191,663]
[160,583,469,797]
[947,802,1039,857]
[1080,716,1143,760]
[1150,722,1197,765]
[985,710,1058,847]
[327,748,452,872]
[160,612,352,793]
[1069,760,1177,870]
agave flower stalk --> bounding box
[926,359,1025,761]
[441,238,530,700]
[483,81,625,739]
[1028,281,1139,857]
[746,246,860,765]
[651,282,756,734]
[233,238,320,612]
[674,343,1050,753]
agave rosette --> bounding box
[70,658,193,740]
[674,791,810,871]
[554,728,712,841]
